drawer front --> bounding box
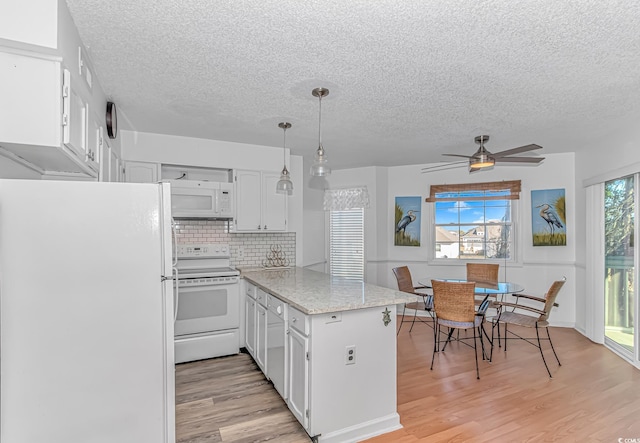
[267,294,286,318]
[288,305,309,335]
[245,281,256,299]
[256,288,268,307]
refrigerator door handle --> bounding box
[173,266,180,323]
[171,217,178,267]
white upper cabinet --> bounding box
[0,51,61,149]
[234,170,287,232]
[0,49,99,177]
[124,161,160,183]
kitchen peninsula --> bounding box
[242,267,414,443]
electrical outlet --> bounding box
[237,246,244,260]
[345,345,356,365]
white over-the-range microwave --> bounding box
[166,180,234,219]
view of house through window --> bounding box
[427,181,520,260]
[329,209,365,280]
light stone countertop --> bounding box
[241,267,415,315]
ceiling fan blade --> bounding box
[421,161,468,173]
[491,144,542,158]
[494,156,544,163]
[442,153,474,159]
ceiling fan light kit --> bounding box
[310,87,331,177]
[276,122,294,195]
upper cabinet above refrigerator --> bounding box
[0,49,102,178]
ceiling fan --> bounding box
[421,135,544,173]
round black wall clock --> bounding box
[106,101,117,139]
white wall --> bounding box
[574,115,640,339]
[303,153,577,327]
[319,166,385,283]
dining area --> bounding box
[361,262,640,442]
[392,263,565,379]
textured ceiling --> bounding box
[64,0,640,170]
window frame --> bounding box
[425,180,521,265]
[328,207,366,280]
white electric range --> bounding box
[174,243,240,363]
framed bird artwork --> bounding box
[531,188,566,246]
[394,196,421,246]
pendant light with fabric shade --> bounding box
[276,122,294,195]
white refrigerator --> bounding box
[0,179,176,443]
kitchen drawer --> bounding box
[267,293,286,318]
[256,287,268,307]
[245,281,256,299]
[288,305,309,335]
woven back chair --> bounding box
[466,263,499,284]
[392,266,433,334]
[430,279,488,379]
[466,263,500,310]
[492,278,566,377]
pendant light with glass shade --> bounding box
[275,122,294,195]
[310,87,331,176]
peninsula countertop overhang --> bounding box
[241,267,415,315]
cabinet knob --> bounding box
[264,225,267,230]
[292,317,297,323]
[258,225,262,229]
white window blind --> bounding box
[329,208,364,280]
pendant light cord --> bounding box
[283,125,287,166]
[318,93,323,152]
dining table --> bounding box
[418,278,524,297]
[417,278,525,316]
[418,278,525,357]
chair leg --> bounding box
[546,326,561,366]
[504,323,508,351]
[409,306,419,332]
[490,320,495,361]
[396,305,407,335]
[430,323,438,370]
[479,323,491,361]
[442,327,455,352]
[473,328,480,379]
[535,323,553,378]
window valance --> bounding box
[323,186,370,211]
[425,180,521,202]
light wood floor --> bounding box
[176,319,640,442]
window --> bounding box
[426,180,520,260]
[329,208,365,280]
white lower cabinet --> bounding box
[243,281,399,442]
[287,319,310,430]
[244,295,256,358]
[255,289,268,373]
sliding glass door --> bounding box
[604,175,636,358]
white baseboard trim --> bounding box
[316,413,402,443]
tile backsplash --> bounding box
[173,220,296,268]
